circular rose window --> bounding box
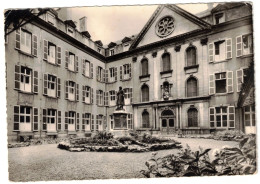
[155,16,175,37]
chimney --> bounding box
[79,16,87,32]
[56,8,73,21]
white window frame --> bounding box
[244,105,255,127]
[209,106,235,128]
[47,13,56,26]
[109,67,115,82]
[123,64,130,80]
[67,26,74,37]
[110,49,115,56]
[47,109,56,124]
[20,66,32,93]
[109,90,116,106]
[85,60,90,77]
[214,12,225,25]
[68,81,75,101]
[124,88,131,105]
[97,66,103,82]
[68,111,75,125]
[19,106,32,124]
[97,90,104,106]
[47,74,56,97]
[85,86,91,104]
[110,115,114,130]
[215,72,227,94]
[20,29,32,54]
[68,53,75,71]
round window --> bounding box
[155,16,175,37]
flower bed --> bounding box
[57,132,182,152]
[8,138,69,148]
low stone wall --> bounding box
[57,141,182,152]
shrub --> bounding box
[94,131,114,140]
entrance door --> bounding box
[161,110,175,134]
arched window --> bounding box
[187,77,198,97]
[188,108,198,127]
[141,58,149,76]
[186,46,196,66]
[162,53,171,72]
[142,111,150,128]
[141,84,149,102]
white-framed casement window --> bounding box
[109,67,117,82]
[110,115,114,130]
[236,68,249,92]
[65,51,78,72]
[82,113,91,131]
[83,60,90,77]
[244,105,256,134]
[97,66,104,82]
[68,81,75,101]
[15,28,38,56]
[69,54,75,71]
[97,47,101,53]
[109,90,116,106]
[82,86,91,104]
[110,49,115,56]
[47,109,56,132]
[43,74,61,98]
[96,114,103,131]
[67,111,76,131]
[236,34,253,57]
[13,106,32,132]
[120,64,132,80]
[214,12,225,25]
[127,114,133,130]
[47,13,56,26]
[20,66,32,93]
[209,106,235,128]
[123,88,133,104]
[208,38,232,62]
[67,26,74,37]
[91,114,95,131]
[43,40,61,65]
[209,71,233,95]
[96,90,104,106]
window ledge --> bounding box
[18,91,34,95]
[107,81,117,84]
[237,54,253,59]
[160,70,173,75]
[184,64,199,70]
[139,74,150,79]
[213,93,228,97]
[67,69,77,73]
[44,60,59,67]
[16,49,35,58]
[46,95,58,99]
[83,102,91,105]
[67,99,77,102]
[82,74,92,79]
[210,59,231,64]
[121,78,131,82]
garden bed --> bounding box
[57,132,182,152]
[8,138,69,148]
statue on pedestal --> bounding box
[116,86,125,110]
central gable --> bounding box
[131,5,211,49]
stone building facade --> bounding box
[5,3,254,142]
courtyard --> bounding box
[8,138,238,182]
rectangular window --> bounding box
[215,72,226,93]
[67,26,74,37]
[109,67,115,82]
[82,113,91,131]
[214,40,226,61]
[242,34,253,55]
[83,86,91,104]
[127,114,133,130]
[96,115,103,131]
[21,29,32,54]
[47,13,56,26]
[47,109,56,124]
[109,90,116,106]
[47,75,56,97]
[67,111,76,131]
[215,13,225,24]
[123,88,131,105]
[14,106,32,132]
[244,105,255,127]
[110,115,114,130]
[96,90,104,106]
[20,66,32,93]
[209,106,235,128]
[68,81,75,101]
[236,68,248,92]
[123,64,130,80]
[110,49,115,56]
[84,60,90,77]
[97,66,103,82]
[68,53,75,71]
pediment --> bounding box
[130,5,211,49]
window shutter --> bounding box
[91,88,94,104]
[227,71,233,93]
[65,81,68,99]
[13,106,20,131]
[75,55,79,72]
[105,69,108,83]
[15,28,21,50]
[236,35,242,57]
[57,46,61,65]
[129,63,132,78]
[82,113,85,130]
[104,92,108,106]
[76,83,79,101]
[209,107,215,128]
[102,69,105,82]
[14,65,20,90]
[209,74,215,95]
[91,114,94,131]
[226,38,232,59]
[120,65,123,80]
[228,106,235,128]
[33,70,38,94]
[33,107,39,131]
[130,88,133,103]
[43,40,48,61]
[82,59,86,76]
[57,77,61,98]
[76,113,80,130]
[96,115,99,130]
[82,85,85,102]
[236,69,243,92]
[90,63,93,78]
[65,51,69,68]
[32,34,37,57]
[208,42,214,62]
[65,111,68,130]
[96,90,99,105]
[96,67,99,81]
[43,73,48,95]
[57,111,61,131]
[42,109,47,131]
[115,67,118,81]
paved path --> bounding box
[8,138,238,182]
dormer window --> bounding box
[214,13,225,25]
[47,13,56,26]
[110,49,115,56]
[67,26,74,37]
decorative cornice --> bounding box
[200,38,208,45]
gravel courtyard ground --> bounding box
[8,138,238,182]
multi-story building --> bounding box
[5,3,255,142]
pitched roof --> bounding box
[129,4,211,50]
[212,2,249,13]
[95,40,103,46]
[64,20,76,28]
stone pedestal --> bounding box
[113,109,128,130]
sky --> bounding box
[67,3,213,45]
